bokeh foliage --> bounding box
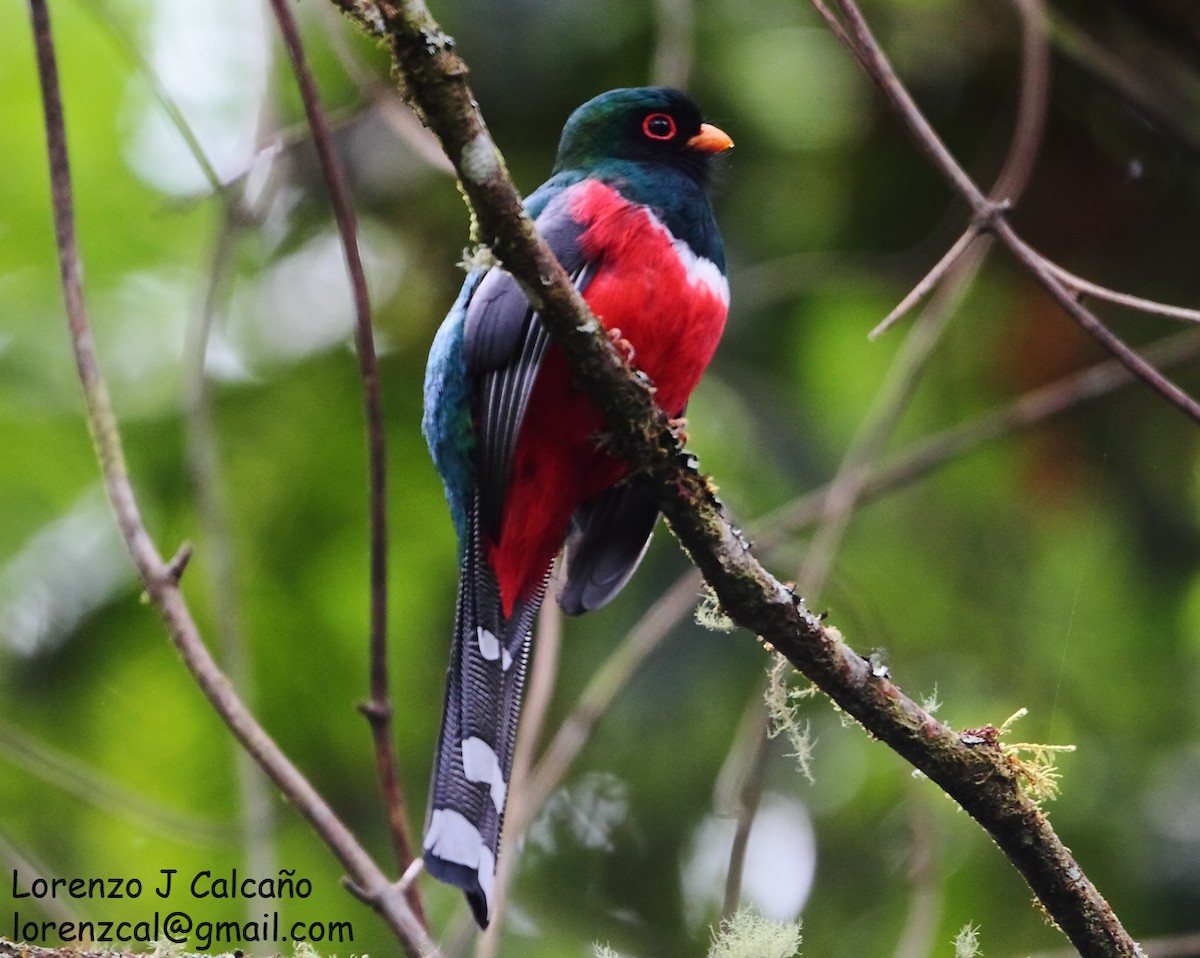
[3,0,1200,955]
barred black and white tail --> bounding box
[423,502,547,927]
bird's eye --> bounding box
[642,113,677,141]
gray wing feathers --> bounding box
[476,316,551,542]
[461,199,591,544]
[558,484,659,615]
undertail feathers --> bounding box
[424,500,548,927]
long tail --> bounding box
[423,500,547,927]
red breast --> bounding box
[487,180,729,614]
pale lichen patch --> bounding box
[460,133,500,184]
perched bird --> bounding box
[421,87,732,927]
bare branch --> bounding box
[808,0,862,61]
[29,1,436,953]
[265,0,424,916]
[1038,254,1200,324]
[993,0,1052,202]
[0,719,226,845]
[1003,227,1200,422]
[868,225,980,339]
[720,706,770,919]
[805,0,1050,598]
[872,0,1047,342]
[888,801,943,958]
[518,571,704,830]
[75,0,222,193]
[183,206,280,900]
[828,0,1200,430]
[757,326,1200,552]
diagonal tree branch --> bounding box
[509,322,1200,913]
[362,0,1144,954]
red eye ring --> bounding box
[642,113,677,141]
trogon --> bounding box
[421,86,733,927]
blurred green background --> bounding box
[3,0,1200,955]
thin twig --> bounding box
[720,704,770,919]
[517,571,704,832]
[757,326,1200,553]
[28,3,437,954]
[993,0,1051,203]
[71,0,222,193]
[513,600,564,819]
[808,0,860,58]
[1002,225,1200,422]
[830,0,987,205]
[889,798,943,958]
[266,0,424,918]
[815,0,1049,593]
[807,236,989,601]
[796,0,1051,555]
[0,828,81,926]
[868,226,979,339]
[0,719,227,844]
[831,0,1200,428]
[1038,255,1200,324]
[867,0,1047,346]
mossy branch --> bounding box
[352,0,1142,954]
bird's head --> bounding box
[553,87,733,186]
